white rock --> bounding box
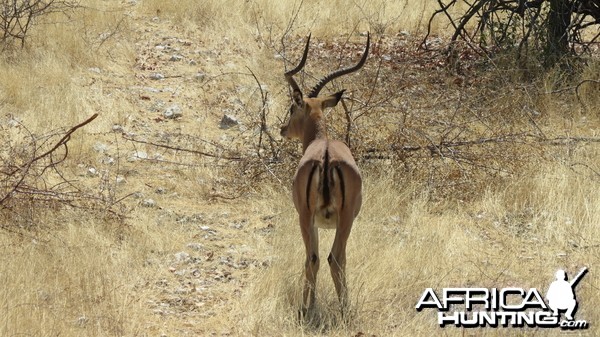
[93,142,109,153]
[142,199,156,207]
[219,114,238,129]
[187,243,204,251]
[128,151,148,162]
[87,167,98,176]
[174,251,190,263]
[101,156,115,165]
[7,117,22,127]
[164,105,183,119]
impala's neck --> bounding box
[302,112,328,153]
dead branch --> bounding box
[246,66,279,159]
[121,134,242,161]
[1,113,99,209]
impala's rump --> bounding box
[294,140,361,229]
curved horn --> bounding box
[285,33,311,94]
[307,32,370,98]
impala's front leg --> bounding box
[300,214,319,315]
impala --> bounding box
[280,33,369,316]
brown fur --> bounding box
[280,33,368,315]
[282,94,362,313]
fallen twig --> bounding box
[122,134,242,161]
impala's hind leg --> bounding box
[328,212,353,313]
[300,215,319,316]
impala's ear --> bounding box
[321,90,345,109]
[292,90,304,107]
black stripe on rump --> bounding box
[306,163,317,210]
[334,166,345,209]
[321,149,331,206]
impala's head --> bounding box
[280,33,370,140]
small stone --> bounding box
[101,156,115,165]
[169,54,183,62]
[87,167,98,176]
[144,86,160,93]
[174,251,190,263]
[128,151,148,162]
[150,73,164,80]
[164,104,183,119]
[187,243,204,251]
[195,72,206,81]
[88,67,101,74]
[115,176,126,184]
[150,100,165,112]
[7,117,22,127]
[142,199,156,207]
[76,316,88,326]
[93,142,109,153]
[112,124,124,133]
[219,114,238,129]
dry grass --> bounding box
[0,0,599,336]
[234,159,600,336]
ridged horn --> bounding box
[307,32,370,98]
[285,33,311,94]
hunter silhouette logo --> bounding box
[416,267,589,329]
[546,268,587,321]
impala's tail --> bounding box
[319,149,331,208]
